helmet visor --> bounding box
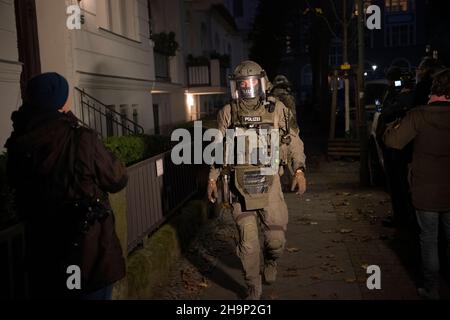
[236,77,261,99]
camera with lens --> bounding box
[394,71,415,91]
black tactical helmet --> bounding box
[273,75,291,87]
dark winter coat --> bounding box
[5,108,128,297]
[383,102,450,212]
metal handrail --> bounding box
[74,87,144,137]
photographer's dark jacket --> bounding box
[383,102,450,212]
[5,108,128,296]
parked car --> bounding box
[365,79,389,186]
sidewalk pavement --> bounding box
[152,156,449,300]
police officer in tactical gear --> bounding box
[271,75,297,123]
[270,75,301,191]
[207,61,307,300]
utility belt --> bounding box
[220,165,275,211]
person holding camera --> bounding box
[5,73,128,300]
[379,57,442,228]
[384,68,450,299]
[377,67,415,228]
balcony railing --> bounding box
[187,64,210,86]
[187,59,228,88]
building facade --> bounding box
[0,0,23,151]
[35,0,158,136]
[365,0,428,78]
[183,0,248,119]
[0,0,249,150]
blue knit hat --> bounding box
[25,72,69,112]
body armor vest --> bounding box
[224,100,279,211]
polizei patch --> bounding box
[242,116,261,122]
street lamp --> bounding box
[372,65,378,72]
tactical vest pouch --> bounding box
[234,165,274,211]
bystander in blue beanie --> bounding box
[25,72,69,112]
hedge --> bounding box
[104,134,173,166]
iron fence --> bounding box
[74,87,144,138]
[126,151,200,252]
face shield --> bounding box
[230,76,266,100]
[237,77,261,99]
[230,68,268,101]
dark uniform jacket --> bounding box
[383,102,450,212]
[5,109,127,297]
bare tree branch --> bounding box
[305,0,340,39]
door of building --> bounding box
[153,104,160,135]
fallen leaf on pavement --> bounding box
[332,267,344,274]
[286,247,301,253]
[266,291,279,300]
[335,201,350,207]
[359,236,373,242]
[336,192,351,196]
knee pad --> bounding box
[266,232,286,253]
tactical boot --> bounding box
[263,260,277,285]
[245,277,262,300]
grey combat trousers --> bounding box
[232,174,289,287]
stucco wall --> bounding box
[35,0,156,133]
[0,0,22,151]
